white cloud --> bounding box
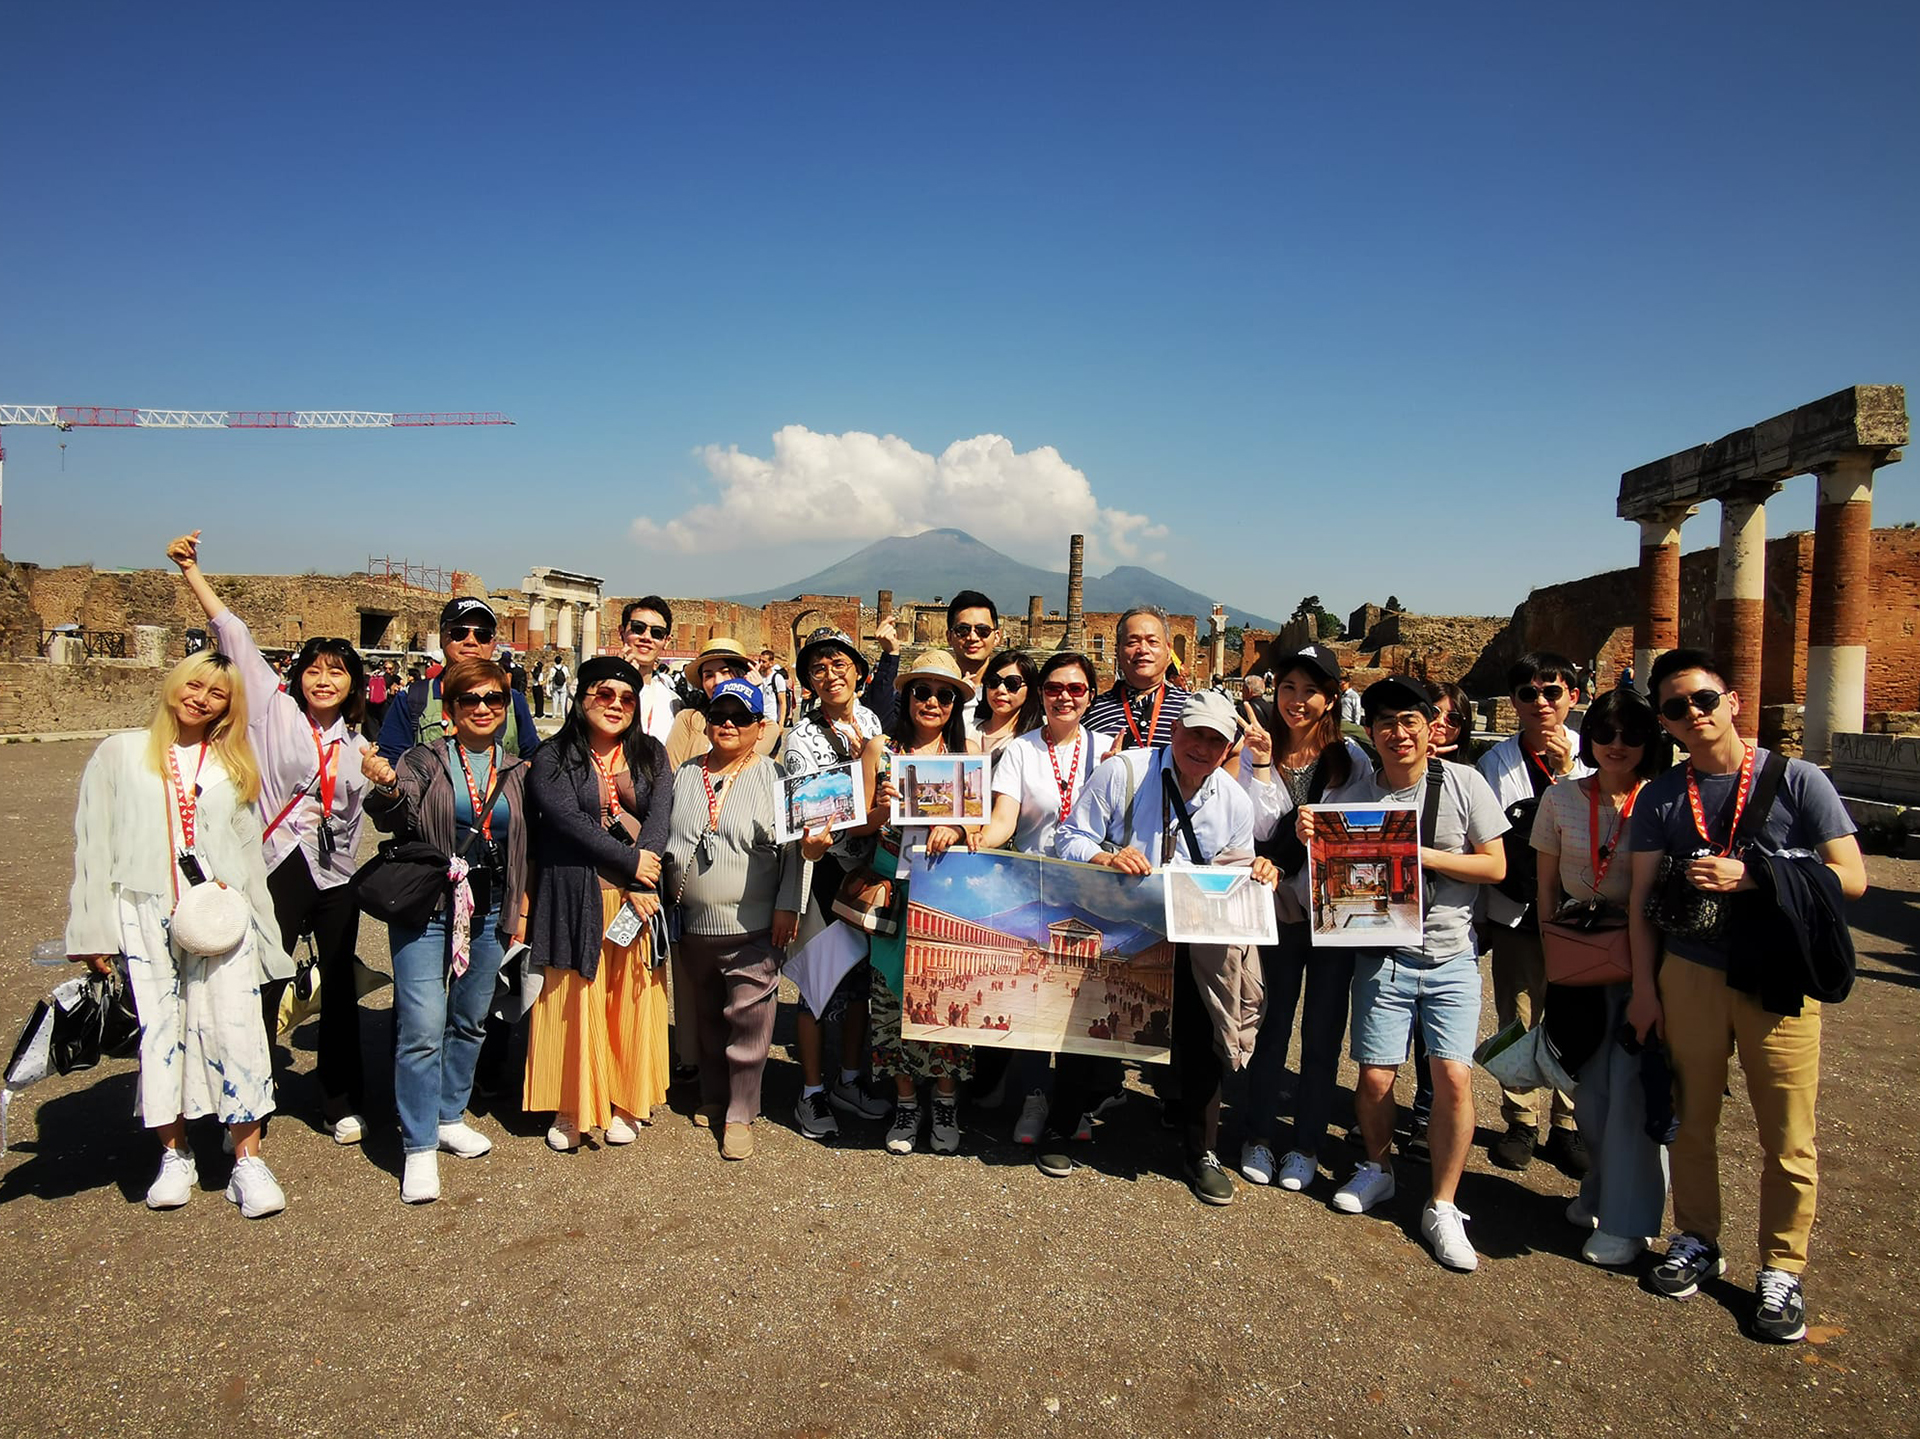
[631,425,1166,567]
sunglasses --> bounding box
[1514,684,1566,705]
[1660,689,1726,721]
[586,687,635,709]
[708,707,755,729]
[625,622,670,641]
[984,673,1028,692]
[1041,681,1090,699]
[454,690,508,710]
[446,624,495,643]
[1586,722,1652,748]
[908,683,959,706]
[949,623,996,640]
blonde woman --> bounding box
[66,652,293,1218]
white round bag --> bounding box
[169,881,251,957]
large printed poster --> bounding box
[898,848,1174,1062]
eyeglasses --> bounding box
[454,690,507,711]
[908,683,959,706]
[446,624,495,643]
[950,623,996,640]
[1586,722,1651,748]
[708,708,755,729]
[809,657,854,680]
[1370,712,1427,734]
[1660,689,1726,721]
[1515,684,1566,705]
[586,687,635,709]
[624,622,670,641]
[984,673,1028,692]
[1042,681,1090,699]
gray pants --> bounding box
[680,930,781,1125]
[1575,982,1671,1240]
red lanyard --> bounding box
[1686,744,1755,856]
[701,757,749,829]
[1525,745,1561,787]
[1122,684,1167,750]
[1048,729,1085,815]
[310,723,340,820]
[1587,779,1641,887]
[590,747,626,826]
[455,744,501,841]
[167,742,209,849]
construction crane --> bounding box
[0,405,514,550]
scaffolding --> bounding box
[365,556,454,594]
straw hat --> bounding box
[694,637,753,676]
[893,648,975,703]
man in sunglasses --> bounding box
[618,596,683,745]
[1476,651,1591,1173]
[1626,647,1865,1344]
[1085,605,1189,754]
[378,596,542,763]
[944,590,1002,713]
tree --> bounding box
[1291,594,1323,622]
[1224,624,1245,658]
[1317,612,1341,640]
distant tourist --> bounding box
[1084,605,1188,753]
[1237,673,1277,737]
[1337,676,1362,728]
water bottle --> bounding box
[30,939,68,966]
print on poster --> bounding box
[1304,803,1422,948]
[774,759,868,843]
[900,848,1173,1062]
[890,753,990,827]
[1162,862,1279,946]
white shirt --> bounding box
[1476,731,1593,928]
[1056,748,1255,866]
[635,671,681,745]
[990,725,1098,857]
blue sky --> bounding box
[4,2,1916,620]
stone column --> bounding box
[1714,486,1776,740]
[555,602,575,652]
[527,597,548,652]
[580,604,600,657]
[1028,595,1044,643]
[1632,506,1692,687]
[877,589,893,625]
[1064,534,1085,652]
[1804,454,1876,764]
[1209,604,1226,679]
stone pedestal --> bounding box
[133,625,169,667]
[1804,455,1876,764]
[47,635,83,665]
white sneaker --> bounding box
[1421,1201,1479,1271]
[331,1113,367,1145]
[1566,1195,1597,1230]
[224,1155,287,1219]
[437,1120,493,1159]
[1277,1150,1318,1192]
[1331,1161,1395,1214]
[885,1103,920,1155]
[146,1146,197,1210]
[546,1117,581,1152]
[401,1151,440,1204]
[603,1113,639,1145]
[1240,1141,1276,1186]
[1013,1091,1049,1145]
[1582,1230,1647,1267]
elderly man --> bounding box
[377,596,541,761]
[1084,606,1188,753]
[1055,691,1278,1206]
[618,595,682,744]
[665,638,783,766]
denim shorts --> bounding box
[1350,948,1482,1067]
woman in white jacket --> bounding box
[66,651,294,1218]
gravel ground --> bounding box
[1,737,1916,1438]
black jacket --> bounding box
[1725,849,1855,1017]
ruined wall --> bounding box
[0,660,170,734]
[0,560,42,659]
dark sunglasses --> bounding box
[908,683,959,706]
[1514,684,1566,705]
[625,622,670,640]
[1660,689,1726,721]
[1585,722,1652,748]
[1042,681,1090,699]
[707,707,755,729]
[949,623,996,639]
[984,673,1028,691]
[446,624,495,643]
[454,690,508,710]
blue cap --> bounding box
[708,677,765,717]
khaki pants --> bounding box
[1490,926,1575,1131]
[1660,953,1821,1273]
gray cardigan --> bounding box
[364,741,531,937]
[662,757,805,936]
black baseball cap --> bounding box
[440,596,497,631]
[1360,676,1436,722]
[1277,643,1341,687]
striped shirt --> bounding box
[1084,680,1187,751]
[663,757,806,936]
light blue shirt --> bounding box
[1056,748,1255,866]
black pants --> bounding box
[1062,949,1221,1159]
[1246,921,1353,1154]
[265,849,366,1112]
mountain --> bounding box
[726,529,1281,630]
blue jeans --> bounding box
[390,907,506,1153]
[1350,948,1481,1067]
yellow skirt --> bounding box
[523,889,671,1128]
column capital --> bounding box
[1636,505,1697,545]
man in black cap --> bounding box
[377,595,542,762]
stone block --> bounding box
[132,625,168,667]
[1864,711,1920,736]
[1831,730,1920,805]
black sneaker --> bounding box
[1543,1126,1592,1177]
[1749,1268,1808,1343]
[1402,1122,1431,1165]
[1650,1233,1725,1298]
[1185,1150,1235,1207]
[1490,1122,1538,1171]
[1036,1138,1077,1178]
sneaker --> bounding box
[1240,1141,1276,1186]
[331,1113,366,1145]
[829,1078,890,1120]
[1070,1111,1094,1142]
[1331,1161,1395,1214]
[692,1103,724,1130]
[1749,1268,1808,1343]
[721,1122,755,1161]
[145,1146,197,1210]
[1035,1144,1076,1179]
[1421,1201,1478,1272]
[1402,1122,1431,1164]
[1276,1150,1318,1192]
[1583,1230,1646,1267]
[885,1103,921,1155]
[1089,1087,1129,1118]
[1184,1150,1235,1206]
[1543,1126,1592,1177]
[795,1091,839,1140]
[929,1096,961,1154]
[401,1151,440,1204]
[437,1120,493,1159]
[224,1155,287,1219]
[1650,1233,1725,1298]
[1491,1122,1538,1171]
[546,1117,581,1153]
[1566,1195,1598,1230]
[1013,1091,1049,1146]
[603,1113,639,1146]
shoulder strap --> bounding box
[1419,758,1446,848]
[1118,749,1139,836]
[1160,766,1206,864]
[1306,756,1333,806]
[1735,750,1791,846]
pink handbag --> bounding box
[1540,916,1632,986]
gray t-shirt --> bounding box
[1628,747,1855,969]
[1365,762,1509,961]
